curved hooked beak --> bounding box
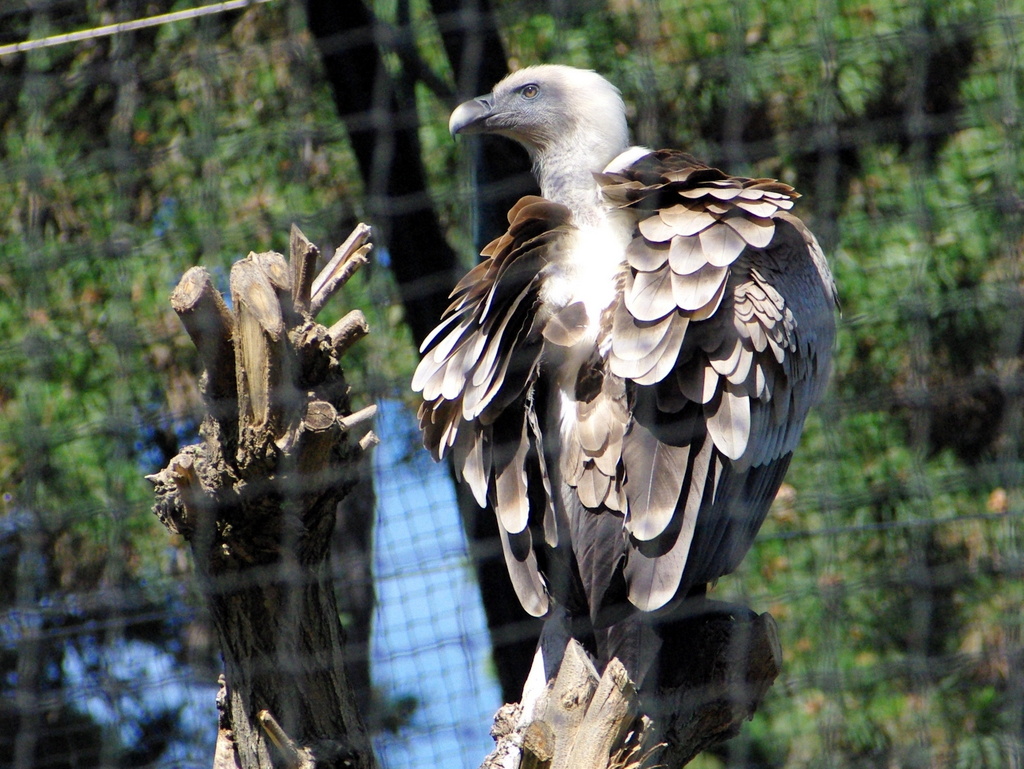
[449,94,495,136]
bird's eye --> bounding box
[520,84,540,99]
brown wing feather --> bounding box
[413,196,577,618]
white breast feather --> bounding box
[542,213,632,471]
[540,216,629,363]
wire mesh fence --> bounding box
[1,0,1023,767]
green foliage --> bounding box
[0,2,416,544]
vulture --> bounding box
[413,65,837,686]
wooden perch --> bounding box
[480,608,781,769]
[482,641,652,769]
[150,223,378,769]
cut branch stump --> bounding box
[481,609,781,769]
[149,224,378,769]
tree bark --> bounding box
[148,225,378,769]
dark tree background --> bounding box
[304,0,543,702]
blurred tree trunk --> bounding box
[331,453,376,712]
[304,0,541,703]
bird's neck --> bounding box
[534,141,623,226]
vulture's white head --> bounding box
[449,65,631,216]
